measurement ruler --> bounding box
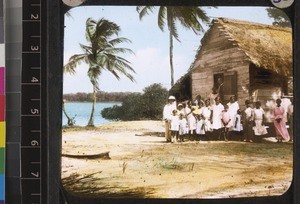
[21,0,42,203]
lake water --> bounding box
[62,102,122,126]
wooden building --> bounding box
[170,18,292,111]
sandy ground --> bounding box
[61,120,293,199]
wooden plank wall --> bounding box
[191,23,250,108]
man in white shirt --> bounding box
[227,96,240,127]
[211,97,224,139]
[163,96,177,142]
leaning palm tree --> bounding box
[64,18,135,126]
[137,6,210,86]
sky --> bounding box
[63,6,275,94]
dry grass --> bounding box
[62,120,293,199]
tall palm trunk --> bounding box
[169,32,174,86]
[87,85,97,126]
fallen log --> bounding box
[62,151,110,159]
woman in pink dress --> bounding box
[274,99,290,142]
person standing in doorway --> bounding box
[163,96,177,142]
[217,78,224,103]
[209,86,219,106]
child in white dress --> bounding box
[233,109,243,141]
[221,104,233,141]
[196,99,212,141]
[178,113,188,142]
[187,107,197,141]
[170,110,179,143]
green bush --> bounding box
[101,83,168,121]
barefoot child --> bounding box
[233,109,243,141]
[187,106,197,141]
[221,104,233,141]
[196,99,212,141]
[170,109,180,143]
[178,113,188,142]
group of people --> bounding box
[163,95,293,143]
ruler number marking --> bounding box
[31,77,39,83]
[31,14,39,20]
[31,172,39,178]
[31,45,39,51]
[31,108,39,115]
[31,140,39,146]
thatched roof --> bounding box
[211,18,292,76]
[171,18,292,93]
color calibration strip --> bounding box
[0,0,5,203]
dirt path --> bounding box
[61,121,293,199]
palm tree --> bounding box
[137,6,210,86]
[64,18,135,126]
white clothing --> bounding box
[184,107,191,118]
[227,101,239,126]
[188,115,197,131]
[163,103,177,121]
[212,103,224,129]
[196,120,203,134]
[196,119,212,135]
[170,115,179,131]
[253,108,267,135]
[253,119,268,135]
[233,114,243,131]
[196,106,212,134]
[253,108,265,120]
[177,109,185,116]
[179,118,188,135]
[287,104,293,116]
[201,106,212,119]
[281,98,291,121]
[244,107,253,121]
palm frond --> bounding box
[79,44,93,54]
[64,54,87,74]
[96,18,120,40]
[167,8,180,42]
[137,6,156,20]
[103,47,134,55]
[157,7,166,31]
[109,37,132,46]
[86,18,97,42]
